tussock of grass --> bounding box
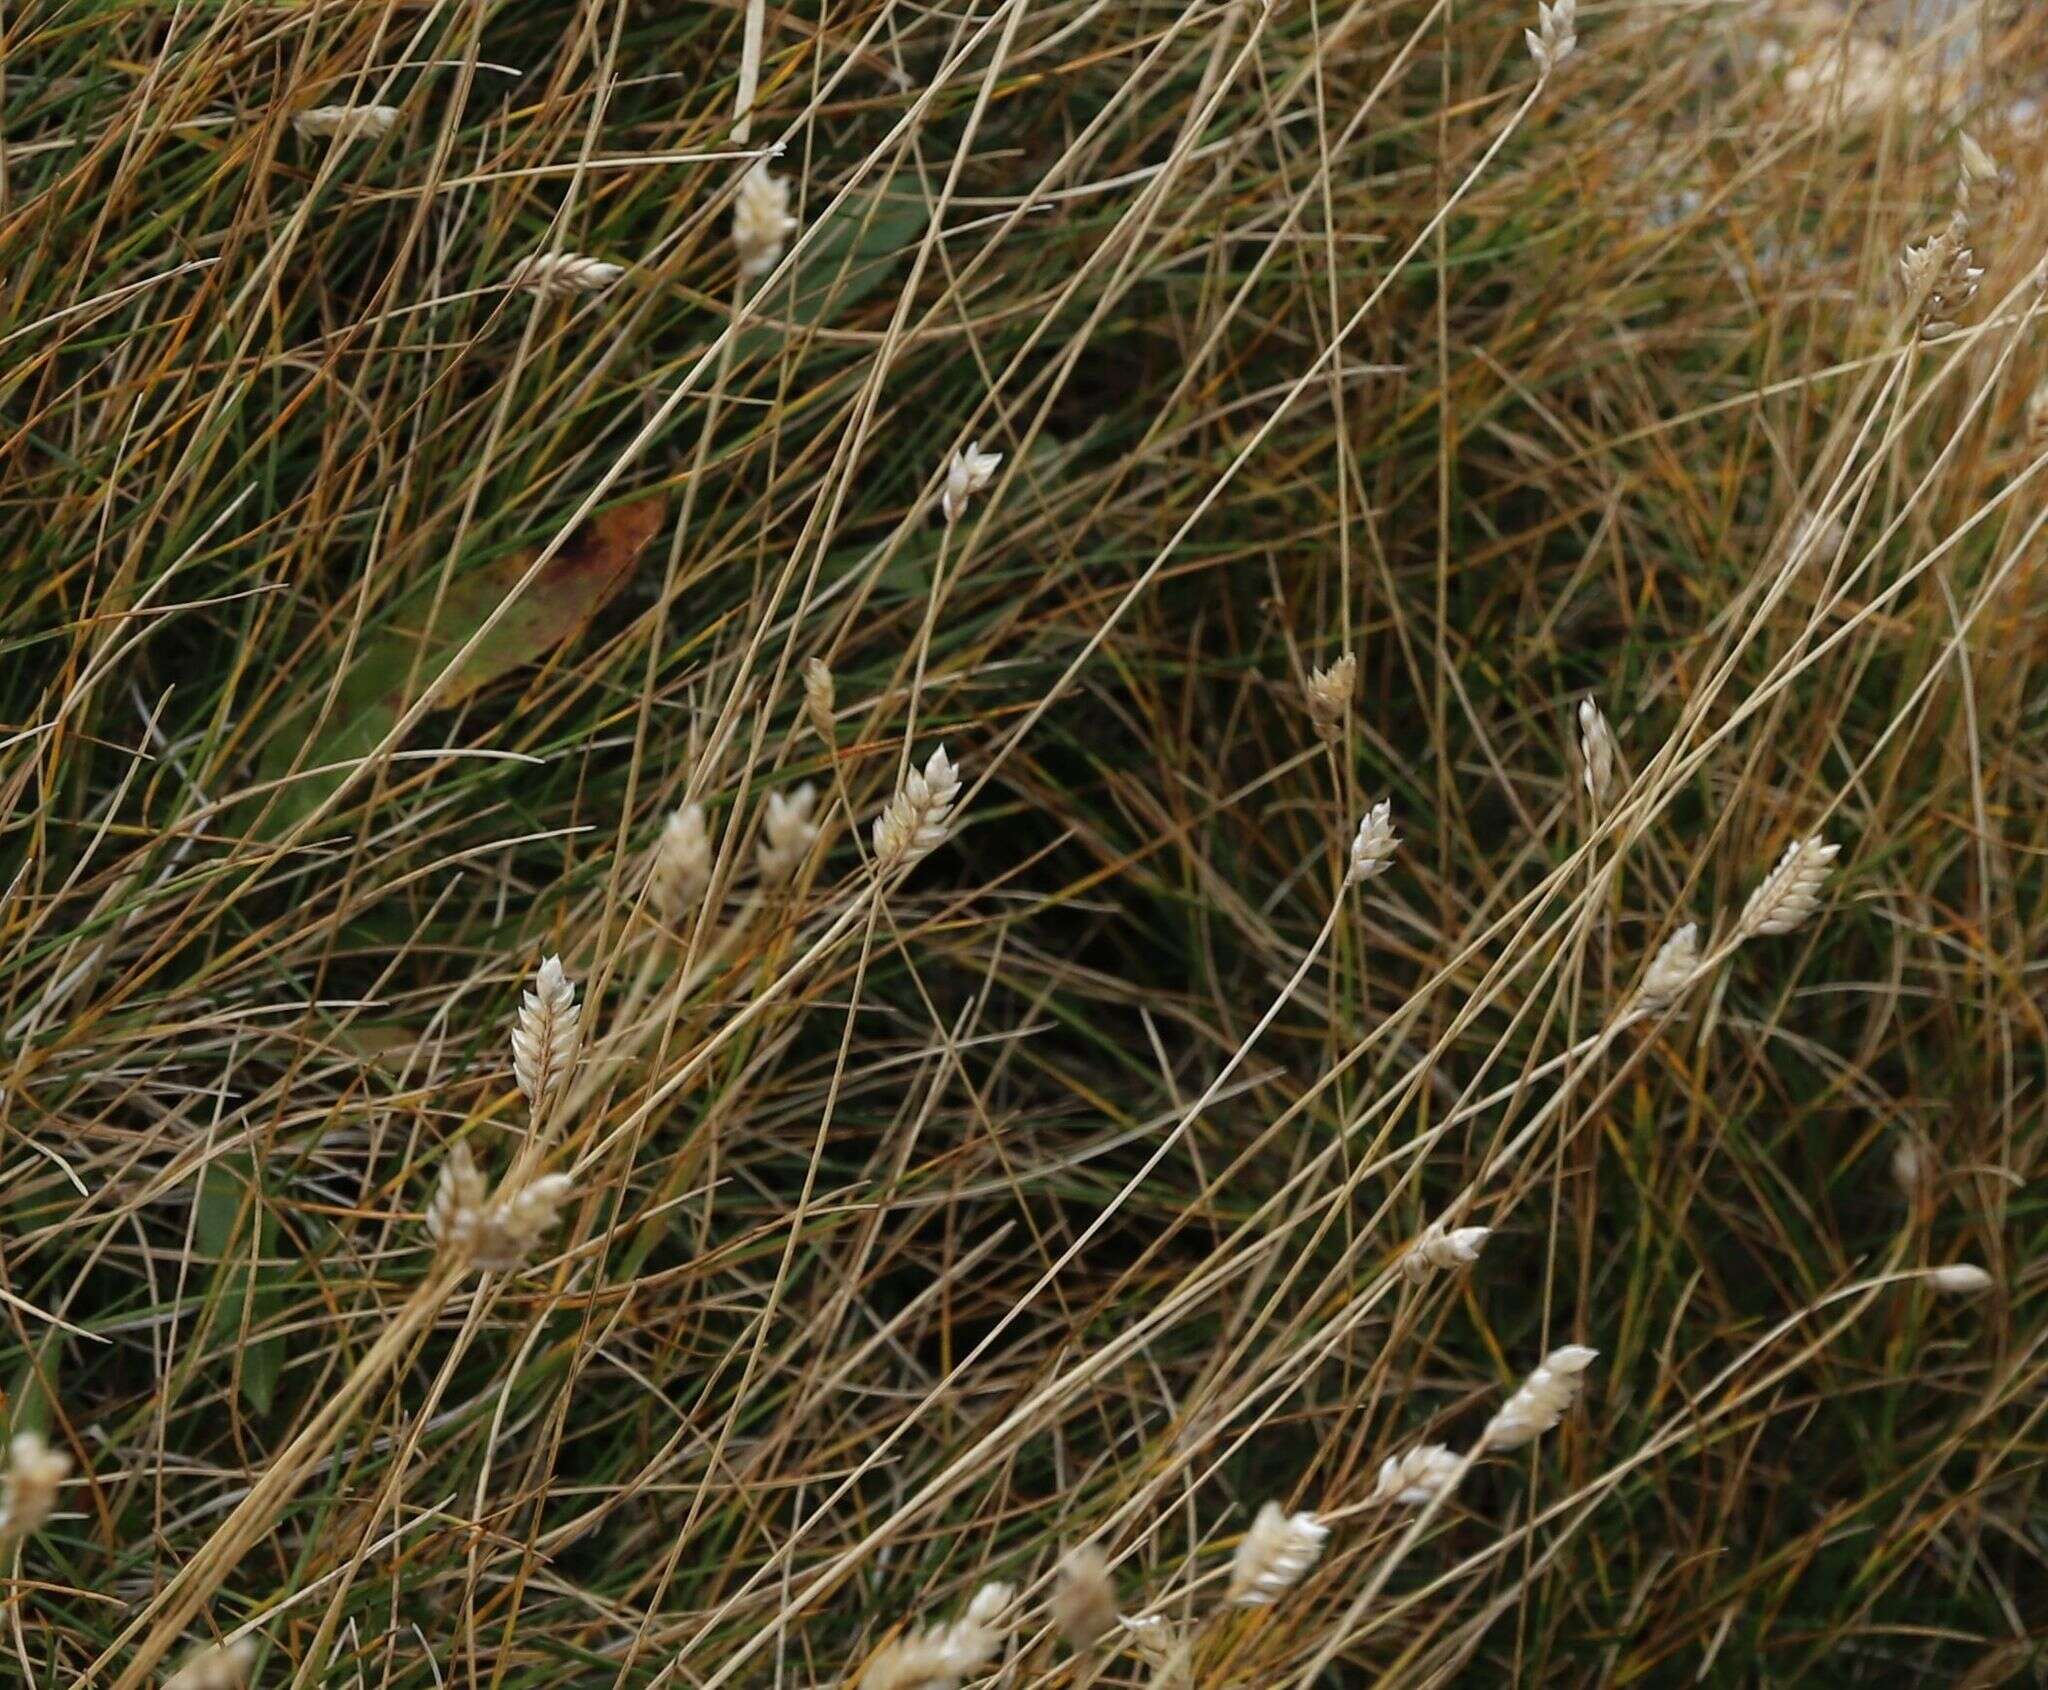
[1,0,2043,1683]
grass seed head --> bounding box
[1051,1543,1118,1649]
[733,161,797,280]
[512,955,581,1110]
[1634,921,1702,1014]
[1526,0,1577,77]
[1924,1263,1993,1295]
[1227,1502,1327,1606]
[651,803,713,920]
[856,1581,1011,1690]
[756,783,820,884]
[1305,652,1356,742]
[1346,799,1399,885]
[505,252,626,296]
[1399,1217,1491,1283]
[429,1148,575,1272]
[1890,1133,1932,1200]
[940,442,1002,525]
[803,657,836,741]
[0,1430,71,1541]
[873,745,962,869]
[1484,1345,1597,1451]
[163,1638,255,1690]
[1738,836,1840,939]
[1370,1443,1463,1508]
[292,104,400,142]
[1577,697,1618,805]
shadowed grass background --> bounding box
[1,0,2043,1683]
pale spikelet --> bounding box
[505,252,626,297]
[650,803,712,921]
[1346,799,1399,885]
[1898,211,1981,340]
[1890,1133,1932,1201]
[1957,132,2005,215]
[756,783,820,884]
[1925,1262,1993,1295]
[2029,380,2048,448]
[1576,697,1618,804]
[1370,1443,1462,1508]
[0,1431,71,1541]
[1051,1544,1117,1650]
[292,104,401,142]
[163,1638,255,1690]
[1120,1616,1192,1684]
[1304,653,1356,743]
[1227,1502,1327,1606]
[803,657,836,741]
[857,1581,1011,1690]
[940,442,1002,525]
[873,745,962,869]
[1737,836,1840,939]
[1525,0,1577,77]
[1398,1217,1491,1284]
[428,1147,576,1272]
[733,162,797,280]
[1483,1345,1597,1451]
[512,955,581,1109]
[1634,922,1701,1014]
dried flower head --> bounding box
[873,745,962,870]
[1051,1544,1118,1650]
[0,1431,71,1541]
[940,442,1002,525]
[1577,697,1618,804]
[1304,653,1357,743]
[1890,1133,1932,1201]
[1525,0,1577,77]
[803,657,836,741]
[857,1581,1011,1690]
[1227,1502,1327,1606]
[1370,1443,1463,1508]
[1120,1617,1193,1686]
[1738,836,1840,939]
[1957,132,2005,214]
[292,104,401,142]
[512,956,581,1110]
[1483,1345,1597,1451]
[1346,800,1399,885]
[1398,1217,1491,1283]
[1924,1262,1993,1295]
[427,1144,576,1273]
[164,1638,256,1690]
[733,163,798,281]
[651,803,712,921]
[505,252,625,297]
[756,783,820,884]
[1634,922,1701,1014]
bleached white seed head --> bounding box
[472,1172,575,1272]
[756,783,820,884]
[1577,697,1618,804]
[2028,380,2048,445]
[511,955,581,1109]
[651,803,712,920]
[872,745,962,869]
[292,103,401,142]
[163,1638,256,1690]
[1051,1544,1117,1650]
[1890,1133,1932,1200]
[505,253,626,297]
[426,1142,491,1263]
[1227,1502,1327,1606]
[1738,836,1840,939]
[1525,0,1577,76]
[0,1430,72,1541]
[856,1581,1011,1690]
[1958,132,2004,210]
[1634,922,1701,1014]
[1370,1443,1463,1508]
[940,442,1002,525]
[1925,1263,1993,1295]
[1483,1345,1597,1451]
[1347,799,1400,885]
[1305,653,1357,742]
[733,162,798,280]
[803,657,836,740]
[1398,1218,1492,1283]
